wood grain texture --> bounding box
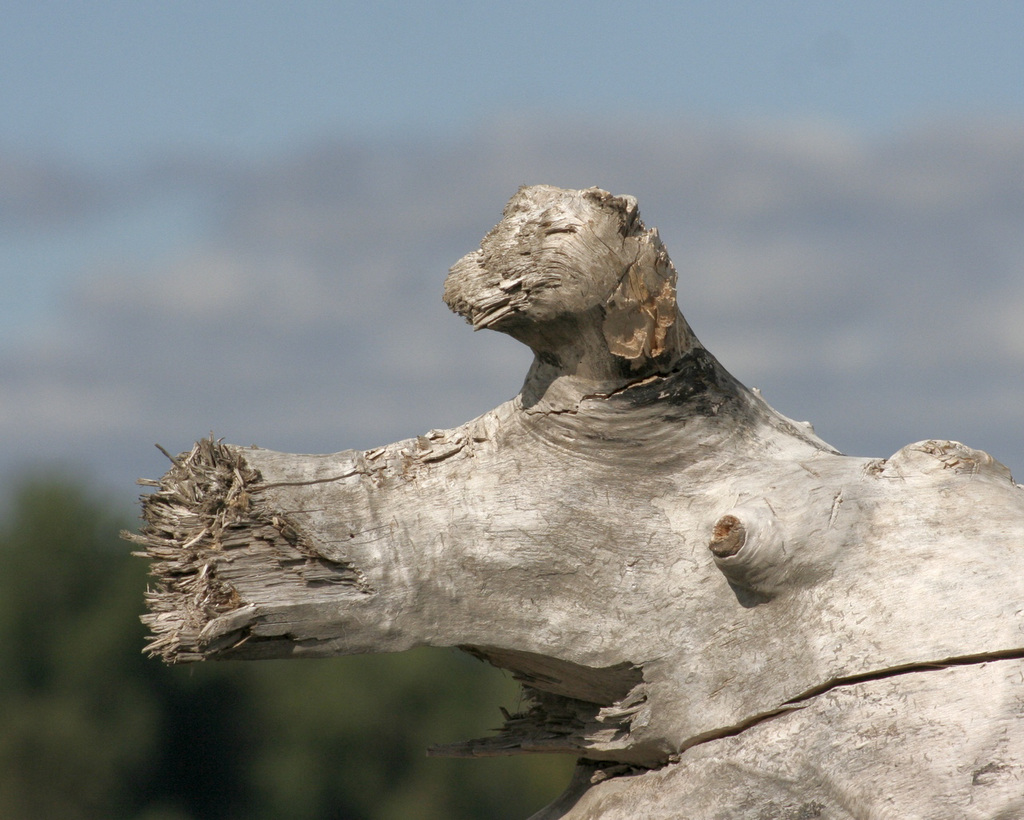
[532,660,1024,819]
[130,186,1024,815]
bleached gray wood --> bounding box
[130,185,1024,816]
[532,660,1024,820]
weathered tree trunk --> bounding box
[130,186,1024,818]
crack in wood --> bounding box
[664,648,1024,767]
[782,646,1024,707]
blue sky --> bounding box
[3,3,1024,491]
[4,1,1024,165]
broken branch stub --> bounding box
[131,185,1024,818]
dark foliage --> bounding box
[0,476,572,819]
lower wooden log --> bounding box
[534,658,1024,819]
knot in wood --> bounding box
[709,514,746,558]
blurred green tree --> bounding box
[0,476,573,819]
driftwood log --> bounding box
[131,185,1024,818]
